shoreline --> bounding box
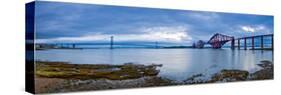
[35,60,273,94]
[35,76,174,93]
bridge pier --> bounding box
[231,37,235,50]
[244,38,247,50]
[261,36,263,49]
[252,37,254,50]
[238,39,240,50]
[271,35,274,50]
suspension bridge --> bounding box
[36,36,164,49]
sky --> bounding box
[34,1,274,45]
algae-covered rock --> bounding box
[183,74,207,84]
[210,69,249,82]
[250,60,273,80]
[258,60,273,69]
[35,61,162,80]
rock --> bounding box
[210,69,249,82]
[36,61,162,80]
[36,76,174,93]
[258,60,273,69]
[184,74,206,84]
[250,60,273,80]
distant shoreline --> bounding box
[35,47,274,50]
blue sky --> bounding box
[34,1,273,45]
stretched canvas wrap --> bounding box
[26,1,274,94]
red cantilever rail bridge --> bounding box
[207,33,234,49]
[206,33,273,50]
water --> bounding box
[35,48,273,81]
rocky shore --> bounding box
[35,60,273,93]
[36,61,162,80]
[35,76,173,93]
[35,61,171,93]
[183,60,273,84]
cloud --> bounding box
[240,25,268,33]
[241,26,255,32]
[36,26,192,43]
[140,26,192,42]
[35,1,273,44]
[183,12,220,21]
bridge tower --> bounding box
[110,36,114,49]
[155,41,159,49]
[72,44,76,48]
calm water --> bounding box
[36,49,273,81]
